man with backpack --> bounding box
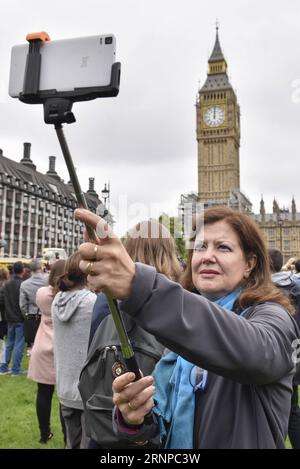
[19,259,48,356]
[269,248,300,449]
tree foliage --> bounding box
[158,213,187,262]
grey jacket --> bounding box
[271,271,294,288]
[52,288,96,409]
[117,263,300,449]
[19,273,49,317]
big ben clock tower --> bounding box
[196,27,251,212]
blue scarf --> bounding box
[152,288,243,449]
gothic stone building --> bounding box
[0,142,106,258]
[193,28,300,261]
[255,197,300,261]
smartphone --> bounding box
[9,34,116,97]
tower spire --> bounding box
[260,195,266,222]
[209,22,226,64]
[292,196,297,221]
[273,197,280,217]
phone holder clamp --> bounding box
[20,31,121,126]
[43,98,75,125]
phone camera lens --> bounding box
[105,36,113,45]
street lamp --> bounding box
[101,183,110,209]
[278,219,283,253]
[179,195,185,239]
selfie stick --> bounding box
[20,32,141,380]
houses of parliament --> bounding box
[194,27,300,261]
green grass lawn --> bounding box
[0,355,64,449]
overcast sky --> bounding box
[0,0,300,235]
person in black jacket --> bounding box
[0,262,26,376]
[75,207,300,449]
[269,248,300,449]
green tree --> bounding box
[158,213,187,262]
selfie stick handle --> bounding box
[54,124,95,239]
[55,124,142,380]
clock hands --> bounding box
[204,106,225,127]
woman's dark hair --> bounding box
[57,252,87,292]
[268,248,283,273]
[49,260,66,295]
[181,207,294,313]
[294,259,300,274]
[13,261,24,275]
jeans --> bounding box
[0,322,25,373]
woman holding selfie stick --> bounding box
[75,207,300,449]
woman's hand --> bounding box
[112,372,155,426]
[282,257,296,271]
[74,208,135,299]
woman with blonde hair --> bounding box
[88,219,181,341]
[123,219,181,281]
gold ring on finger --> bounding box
[86,262,95,275]
[128,401,135,410]
[92,245,98,261]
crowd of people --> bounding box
[0,206,299,449]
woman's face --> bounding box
[191,220,255,300]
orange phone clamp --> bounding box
[22,32,50,97]
[21,31,75,124]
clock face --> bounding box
[203,106,225,127]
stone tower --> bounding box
[196,27,251,212]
